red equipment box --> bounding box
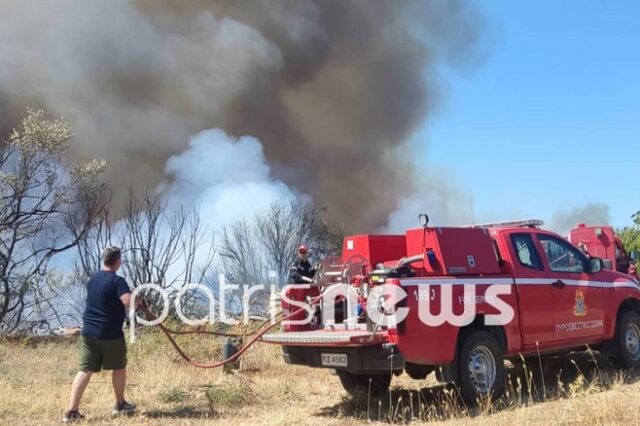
[341,235,407,269]
[405,227,500,276]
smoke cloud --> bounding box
[0,0,483,229]
[163,128,297,228]
[549,202,612,236]
[383,169,474,232]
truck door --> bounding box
[536,234,605,345]
[508,233,555,349]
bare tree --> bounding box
[217,201,347,318]
[119,191,215,289]
[63,190,217,323]
[62,200,114,324]
[254,201,347,285]
[219,219,268,286]
[219,201,346,286]
[114,191,216,316]
[0,108,107,333]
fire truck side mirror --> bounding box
[589,257,603,274]
[630,251,640,262]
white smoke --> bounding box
[164,129,297,229]
[383,170,474,233]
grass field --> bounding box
[2,330,640,425]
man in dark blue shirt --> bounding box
[64,246,138,422]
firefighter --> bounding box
[577,241,590,257]
[288,244,316,284]
[617,252,631,274]
[629,260,639,281]
[287,244,321,328]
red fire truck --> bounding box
[569,224,639,278]
[263,218,640,404]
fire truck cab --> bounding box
[263,219,640,404]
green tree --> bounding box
[0,108,108,333]
[617,210,640,253]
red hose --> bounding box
[158,314,282,338]
[140,294,323,369]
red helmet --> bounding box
[298,244,308,254]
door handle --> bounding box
[551,280,566,288]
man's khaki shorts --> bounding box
[79,336,127,372]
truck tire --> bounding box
[613,310,640,369]
[456,329,505,405]
[336,370,391,397]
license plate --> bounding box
[321,353,348,368]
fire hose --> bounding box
[139,293,324,369]
[155,316,278,338]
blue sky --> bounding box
[415,0,639,228]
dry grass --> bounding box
[2,331,640,425]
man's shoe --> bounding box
[62,410,85,422]
[112,400,136,416]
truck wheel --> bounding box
[614,311,640,369]
[336,370,391,397]
[456,330,505,405]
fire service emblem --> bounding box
[573,289,587,317]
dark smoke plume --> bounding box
[549,202,612,236]
[0,0,482,229]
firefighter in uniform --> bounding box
[289,244,315,284]
[287,244,321,328]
